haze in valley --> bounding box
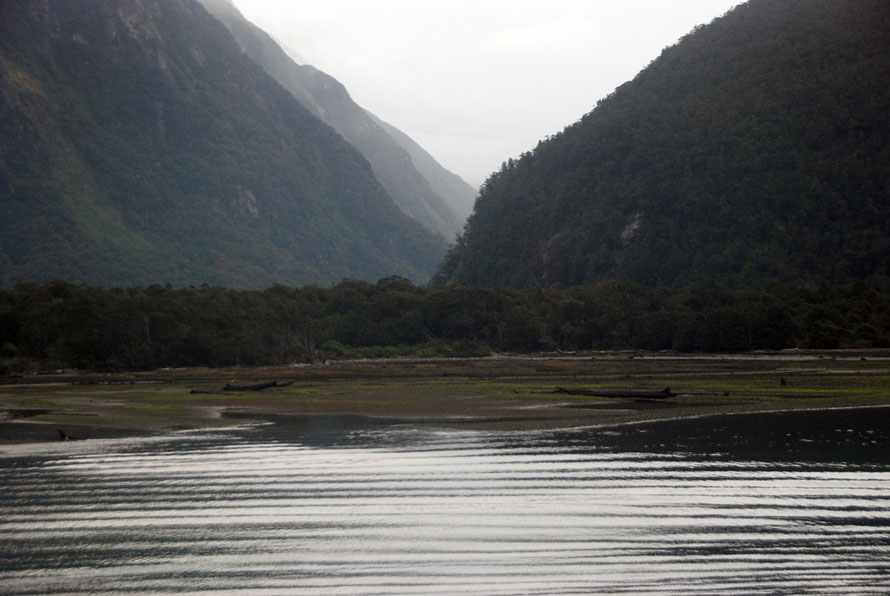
[234,0,744,187]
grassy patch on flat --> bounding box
[2,353,888,441]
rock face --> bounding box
[199,0,476,239]
[0,0,447,288]
[435,0,890,288]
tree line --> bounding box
[0,278,887,372]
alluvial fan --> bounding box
[1,413,890,595]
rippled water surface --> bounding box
[2,408,890,594]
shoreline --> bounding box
[1,351,889,444]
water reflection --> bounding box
[544,405,890,464]
[1,408,889,594]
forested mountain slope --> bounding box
[0,0,446,288]
[436,0,889,288]
[198,0,474,238]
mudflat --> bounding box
[1,351,888,443]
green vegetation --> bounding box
[0,0,445,289]
[2,0,888,384]
[2,356,887,440]
[437,0,890,289]
[1,279,887,373]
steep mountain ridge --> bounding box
[369,113,477,221]
[199,0,475,238]
[0,0,446,288]
[436,0,889,288]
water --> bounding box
[2,408,889,594]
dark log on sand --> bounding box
[223,380,294,392]
[57,428,84,441]
[552,387,676,400]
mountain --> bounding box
[368,113,476,221]
[0,0,447,289]
[198,0,476,238]
[435,0,890,288]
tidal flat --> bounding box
[1,351,889,443]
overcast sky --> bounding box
[233,0,744,188]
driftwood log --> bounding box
[57,428,84,441]
[552,387,676,400]
[223,380,294,392]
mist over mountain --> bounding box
[198,0,475,239]
[436,0,889,288]
[0,0,446,288]
[368,113,477,222]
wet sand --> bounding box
[1,351,888,443]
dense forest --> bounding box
[0,0,445,289]
[437,0,889,288]
[1,279,887,372]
